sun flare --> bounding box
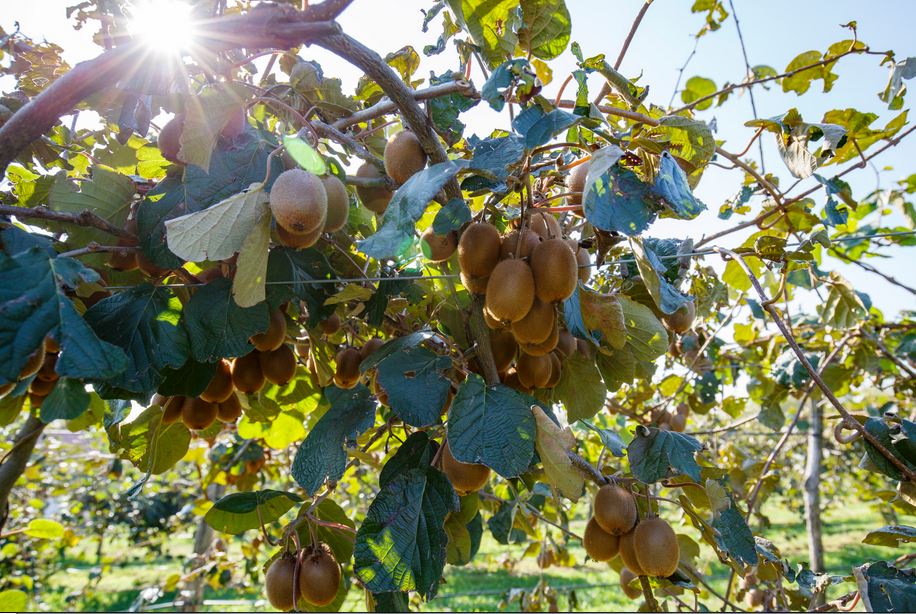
[127,0,196,53]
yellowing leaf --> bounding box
[24,518,65,540]
[325,284,375,306]
[165,183,268,262]
[232,209,272,308]
[532,406,584,501]
[264,411,307,449]
[0,590,28,612]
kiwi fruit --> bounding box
[217,393,243,423]
[0,382,14,398]
[201,359,234,403]
[576,247,591,283]
[420,228,457,262]
[511,298,555,345]
[518,318,559,356]
[482,305,504,330]
[384,131,427,184]
[319,313,341,335]
[252,308,287,352]
[501,369,529,393]
[525,210,562,240]
[490,329,518,373]
[137,252,169,278]
[458,222,501,278]
[36,354,58,382]
[355,162,393,214]
[19,345,45,379]
[109,241,138,271]
[231,352,266,394]
[220,107,247,139]
[360,337,385,361]
[555,330,576,359]
[544,352,562,388]
[158,115,184,164]
[594,484,638,535]
[319,174,349,233]
[663,302,696,333]
[633,516,680,577]
[298,543,341,607]
[260,344,297,386]
[162,396,187,424]
[334,348,362,389]
[485,259,535,323]
[499,229,541,260]
[618,529,646,576]
[441,441,490,494]
[28,376,55,396]
[276,223,322,249]
[567,160,589,207]
[516,351,552,389]
[460,272,489,295]
[530,239,578,303]
[264,555,297,612]
[669,411,687,432]
[44,336,60,354]
[619,567,642,599]
[748,588,765,608]
[270,169,328,235]
[182,397,218,430]
[583,517,619,561]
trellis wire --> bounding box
[103,229,915,290]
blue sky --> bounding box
[4,0,915,315]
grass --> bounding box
[30,499,906,612]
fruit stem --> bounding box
[638,575,659,610]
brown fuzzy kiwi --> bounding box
[555,329,577,359]
[530,238,578,303]
[458,222,501,278]
[511,298,555,345]
[252,308,287,352]
[182,397,218,430]
[499,229,541,260]
[298,543,341,607]
[334,348,362,389]
[0,382,14,398]
[384,131,427,184]
[44,336,60,354]
[576,247,591,283]
[441,441,490,494]
[544,352,562,388]
[567,160,589,207]
[633,516,680,577]
[516,351,552,389]
[319,313,341,335]
[259,344,297,386]
[201,360,234,403]
[490,329,518,373]
[137,252,170,278]
[519,318,559,356]
[265,555,297,612]
[231,352,266,394]
[618,529,646,576]
[525,210,562,240]
[669,411,687,432]
[594,484,638,535]
[663,302,696,333]
[460,272,489,295]
[420,228,457,262]
[360,338,385,361]
[158,115,185,164]
[276,223,322,249]
[162,396,187,424]
[270,169,328,235]
[501,369,529,393]
[485,259,536,323]
[482,305,505,330]
[109,240,139,271]
[217,393,243,423]
[619,567,642,599]
[19,345,45,379]
[36,354,58,382]
[28,376,55,396]
[355,162,393,214]
[319,174,349,233]
[583,517,620,561]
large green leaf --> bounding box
[712,501,757,565]
[108,404,191,474]
[291,385,377,495]
[853,561,916,613]
[40,378,90,423]
[0,590,28,612]
[650,152,706,219]
[863,525,916,548]
[553,352,605,421]
[378,432,439,488]
[0,247,127,385]
[518,0,570,60]
[376,346,452,427]
[627,426,703,483]
[84,284,188,396]
[265,248,336,324]
[447,0,520,67]
[447,374,535,478]
[183,278,269,362]
[629,237,693,316]
[618,295,668,361]
[48,167,134,246]
[584,163,657,236]
[577,286,627,350]
[354,466,458,599]
[204,490,302,535]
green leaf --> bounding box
[619,295,668,361]
[577,286,627,350]
[433,197,472,234]
[183,278,269,362]
[445,514,473,565]
[282,134,327,174]
[580,420,626,457]
[532,406,584,500]
[295,498,357,564]
[359,161,467,259]
[165,183,269,263]
[204,490,302,535]
[629,237,693,316]
[108,405,191,474]
[232,207,272,308]
[863,525,916,548]
[48,167,134,246]
[650,152,707,218]
[782,50,836,95]
[447,374,536,478]
[376,346,452,427]
[266,248,336,324]
[627,426,703,483]
[862,417,914,481]
[360,330,437,373]
[354,467,458,599]
[157,358,216,397]
[554,352,605,421]
[0,248,127,385]
[40,378,89,423]
[379,432,439,488]
[513,106,579,149]
[84,285,188,396]
[584,164,657,236]
[178,83,251,172]
[680,75,717,110]
[818,273,867,329]
[24,518,65,540]
[0,590,28,612]
[447,0,520,67]
[519,0,571,60]
[428,71,478,145]
[291,385,377,495]
[712,503,757,565]
[853,561,916,613]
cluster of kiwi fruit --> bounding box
[582,484,680,588]
[232,307,300,393]
[452,212,591,393]
[332,337,383,390]
[264,542,341,611]
[157,107,248,166]
[0,336,61,407]
[269,168,350,250]
[353,130,428,215]
[151,359,241,431]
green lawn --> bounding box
[34,500,903,612]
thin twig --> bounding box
[0,204,133,240]
[593,0,654,104]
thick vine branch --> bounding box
[310,119,385,171]
[0,204,133,239]
[0,415,46,532]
